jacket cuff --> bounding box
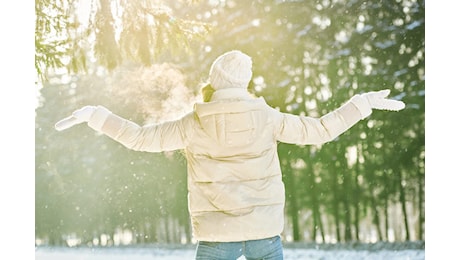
[88,106,112,132]
[350,95,372,119]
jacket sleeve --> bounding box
[274,95,372,145]
[87,106,189,152]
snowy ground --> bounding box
[35,242,425,260]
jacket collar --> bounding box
[211,88,253,101]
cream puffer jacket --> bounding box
[87,88,370,242]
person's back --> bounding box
[186,89,286,242]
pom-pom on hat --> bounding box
[209,50,253,90]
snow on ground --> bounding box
[35,242,425,260]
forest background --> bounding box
[35,0,425,246]
[8,1,458,258]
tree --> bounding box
[35,0,210,81]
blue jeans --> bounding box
[195,235,283,260]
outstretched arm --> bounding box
[55,106,99,131]
[276,89,405,145]
[55,105,189,152]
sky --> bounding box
[0,1,458,259]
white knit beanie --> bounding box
[209,50,253,90]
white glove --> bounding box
[351,89,405,119]
[362,89,405,111]
[55,106,97,131]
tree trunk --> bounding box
[148,221,157,243]
[396,170,411,241]
[418,169,425,240]
[353,163,361,241]
[313,207,326,243]
[343,169,352,242]
[306,156,325,242]
[180,211,192,244]
[286,168,301,241]
[370,193,383,241]
[164,217,171,243]
[331,169,341,242]
[384,197,389,241]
